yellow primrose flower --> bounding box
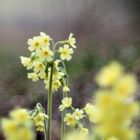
[59,44,73,61]
[40,32,51,46]
[54,59,61,69]
[2,109,35,140]
[67,33,76,48]
[114,74,138,98]
[38,71,46,79]
[63,85,70,93]
[20,56,32,70]
[10,109,29,123]
[64,113,76,127]
[59,97,72,111]
[52,80,61,91]
[28,36,42,52]
[33,61,45,73]
[73,109,84,120]
[96,62,123,87]
[27,72,39,82]
[62,97,72,108]
[84,103,99,123]
[53,71,64,80]
[34,113,48,132]
[38,47,54,62]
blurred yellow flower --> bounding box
[84,103,99,123]
[80,127,89,136]
[93,62,138,140]
[2,109,35,140]
[114,74,138,98]
[96,62,123,87]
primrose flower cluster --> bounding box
[20,32,76,92]
[29,103,48,132]
[92,62,139,140]
[63,62,139,140]
[59,97,98,135]
[1,109,35,140]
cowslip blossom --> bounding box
[95,62,123,87]
[73,109,84,120]
[27,73,39,82]
[38,47,54,62]
[40,32,51,46]
[28,36,42,52]
[20,32,76,93]
[59,44,73,61]
[93,62,139,140]
[67,33,76,48]
[64,113,76,127]
[1,109,35,140]
[34,113,48,132]
[20,56,32,70]
[59,97,72,111]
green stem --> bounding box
[47,63,54,140]
[61,92,67,140]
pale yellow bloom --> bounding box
[20,56,32,70]
[73,109,84,120]
[64,113,76,127]
[38,47,54,62]
[40,32,51,46]
[54,59,61,69]
[63,85,70,93]
[67,33,76,48]
[84,103,99,123]
[38,71,46,79]
[1,109,35,140]
[52,80,61,91]
[10,109,29,123]
[27,73,39,82]
[59,97,72,111]
[62,97,72,108]
[34,113,48,132]
[96,62,123,87]
[59,45,73,61]
[53,71,64,80]
[28,36,42,52]
[114,74,138,98]
[33,61,45,73]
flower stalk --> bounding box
[61,92,67,140]
[47,63,54,140]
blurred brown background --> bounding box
[0,0,140,139]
